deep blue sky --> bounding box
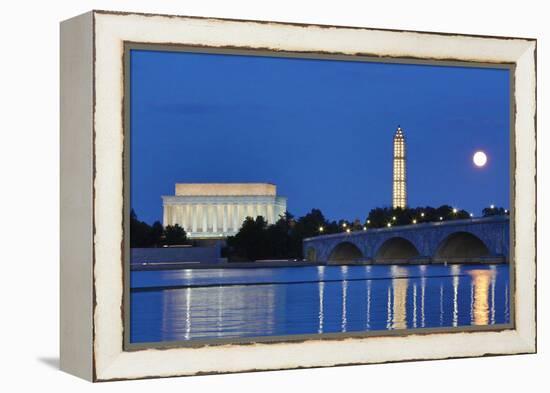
[130,49,510,225]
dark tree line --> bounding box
[364,205,470,228]
[131,204,508,256]
[482,206,509,217]
[226,209,336,261]
[361,205,507,228]
[130,209,187,247]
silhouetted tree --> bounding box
[265,216,292,258]
[227,216,270,261]
[365,207,389,228]
[130,209,150,247]
[149,221,164,245]
[482,206,509,217]
[163,224,187,245]
[130,210,187,247]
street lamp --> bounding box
[490,204,495,209]
[346,228,351,233]
[439,216,443,221]
[319,226,324,233]
[387,223,392,227]
[452,208,458,214]
[412,219,417,224]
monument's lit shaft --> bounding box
[392,126,407,209]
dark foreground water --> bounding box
[130,264,510,344]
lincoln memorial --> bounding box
[162,183,287,239]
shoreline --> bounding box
[131,260,320,271]
[130,258,507,271]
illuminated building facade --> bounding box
[162,183,287,239]
[392,126,407,209]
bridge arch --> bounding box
[374,237,420,262]
[435,231,490,260]
[328,241,363,263]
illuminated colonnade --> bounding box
[162,183,287,239]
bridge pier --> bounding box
[327,257,372,266]
[431,255,508,264]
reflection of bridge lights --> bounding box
[317,265,325,277]
[184,287,192,340]
[366,279,372,329]
[452,272,459,327]
[412,283,417,328]
[318,280,325,334]
[341,279,348,332]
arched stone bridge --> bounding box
[303,216,509,264]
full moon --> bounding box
[473,151,487,167]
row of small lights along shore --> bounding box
[318,205,507,234]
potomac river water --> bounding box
[130,264,510,344]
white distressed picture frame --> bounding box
[60,10,536,382]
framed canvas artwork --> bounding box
[60,10,537,381]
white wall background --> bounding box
[0,0,546,391]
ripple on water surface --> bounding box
[130,264,510,344]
